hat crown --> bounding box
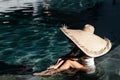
[83,24,95,34]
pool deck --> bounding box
[96,45,120,80]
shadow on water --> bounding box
[0,1,103,28]
[0,61,33,75]
[40,2,103,29]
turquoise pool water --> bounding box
[0,0,102,72]
[0,12,71,72]
[0,0,120,80]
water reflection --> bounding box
[0,0,102,27]
[0,0,44,12]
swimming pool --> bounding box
[0,0,101,71]
[0,0,120,80]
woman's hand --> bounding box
[47,65,57,70]
[47,58,64,70]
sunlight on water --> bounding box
[0,0,43,12]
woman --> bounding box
[33,24,112,76]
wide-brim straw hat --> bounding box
[60,24,112,57]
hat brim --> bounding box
[60,27,112,57]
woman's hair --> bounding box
[74,49,86,58]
